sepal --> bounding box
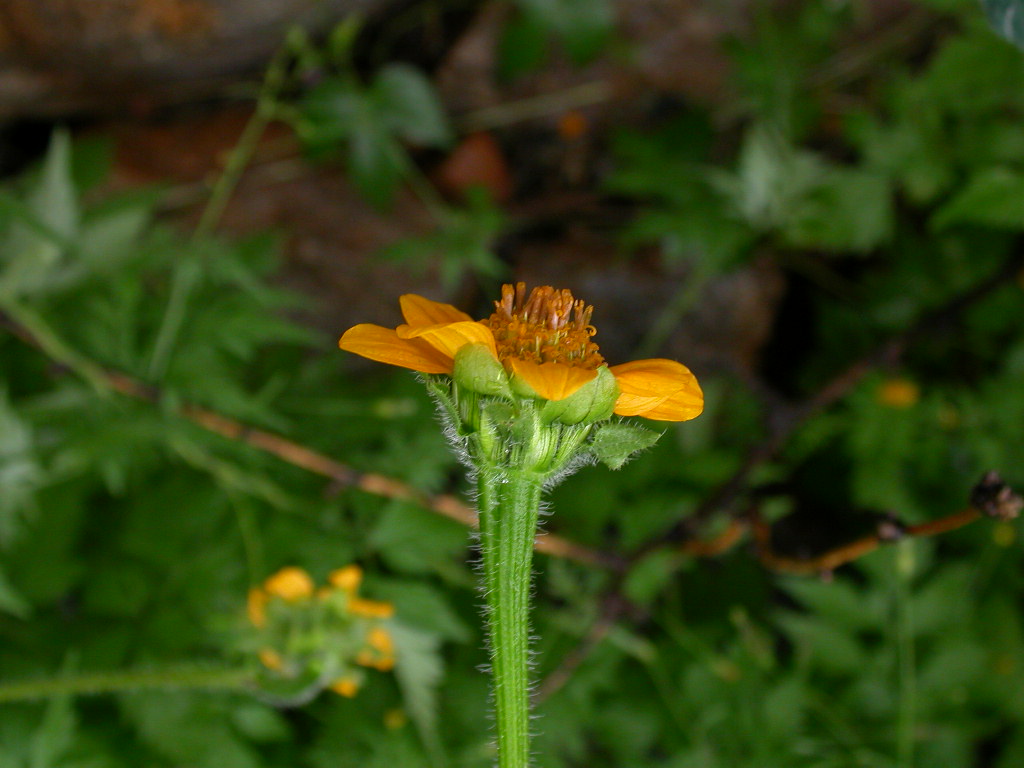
[590,422,661,470]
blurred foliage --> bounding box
[1,0,1024,766]
[498,0,616,79]
[289,22,505,289]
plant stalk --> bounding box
[0,666,252,703]
[477,467,544,768]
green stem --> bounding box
[0,666,252,704]
[148,46,289,380]
[477,467,544,768]
[895,540,916,768]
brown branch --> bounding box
[750,472,1021,576]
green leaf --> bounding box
[369,503,468,576]
[28,130,79,245]
[623,548,677,606]
[374,580,473,643]
[0,565,31,618]
[0,388,41,548]
[498,14,549,80]
[372,64,451,148]
[515,0,614,63]
[590,422,662,470]
[780,577,881,632]
[230,702,292,743]
[783,167,893,252]
[348,125,407,209]
[932,168,1024,229]
[29,688,76,768]
[775,612,866,674]
[0,131,79,297]
[391,622,446,765]
[380,190,505,290]
[297,77,362,148]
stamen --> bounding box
[485,283,604,369]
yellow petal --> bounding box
[330,677,360,697]
[247,588,267,628]
[508,358,598,401]
[611,359,704,422]
[399,294,474,327]
[263,567,315,601]
[397,320,497,361]
[348,597,395,619]
[339,324,454,374]
[368,626,394,655]
[328,565,363,594]
[259,648,283,670]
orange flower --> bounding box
[339,283,703,422]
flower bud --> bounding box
[540,366,619,425]
[453,343,511,397]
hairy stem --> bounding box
[0,666,252,703]
[477,467,544,768]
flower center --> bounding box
[484,283,604,369]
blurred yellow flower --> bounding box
[330,676,360,697]
[263,566,315,601]
[247,588,267,628]
[258,648,283,670]
[329,564,363,594]
[367,626,394,655]
[348,597,395,619]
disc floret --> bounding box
[485,283,604,370]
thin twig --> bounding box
[456,81,613,133]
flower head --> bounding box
[339,283,703,422]
[246,564,397,703]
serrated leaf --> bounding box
[0,387,41,547]
[369,503,468,576]
[0,132,79,297]
[391,622,446,766]
[590,422,661,470]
